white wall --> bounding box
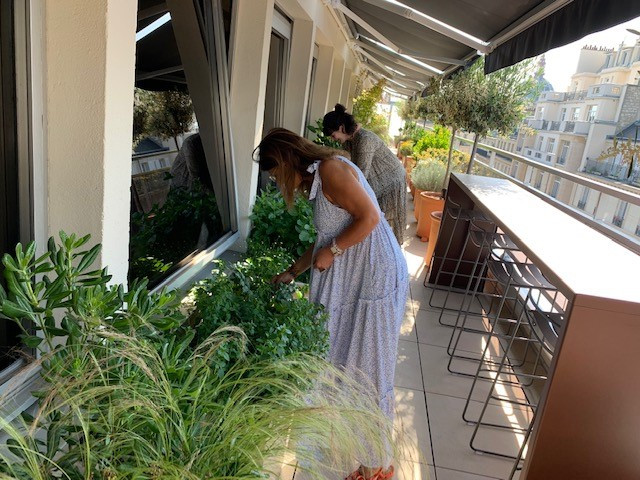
[45,0,137,284]
[229,0,361,251]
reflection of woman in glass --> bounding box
[257,128,408,480]
[323,104,406,244]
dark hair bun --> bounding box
[334,103,347,114]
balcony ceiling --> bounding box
[342,0,640,94]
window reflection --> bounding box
[130,1,234,287]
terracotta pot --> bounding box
[413,188,425,220]
[424,211,443,269]
[416,192,445,240]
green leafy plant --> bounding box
[249,185,316,257]
[352,79,390,143]
[398,121,426,144]
[415,147,470,173]
[193,248,328,378]
[0,234,398,479]
[413,124,451,154]
[307,118,342,149]
[411,159,447,192]
[129,180,222,286]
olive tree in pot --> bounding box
[411,159,446,241]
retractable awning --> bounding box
[333,0,640,93]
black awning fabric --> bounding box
[485,0,640,74]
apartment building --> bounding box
[521,41,640,235]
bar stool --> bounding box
[424,198,494,324]
[464,274,565,475]
[445,240,542,383]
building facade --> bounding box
[521,42,640,236]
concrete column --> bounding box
[308,44,333,123]
[328,56,345,109]
[45,1,137,284]
[283,19,315,135]
[229,0,275,250]
[339,67,351,106]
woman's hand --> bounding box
[313,247,335,272]
[271,271,296,285]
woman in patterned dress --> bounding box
[323,104,407,245]
[256,128,409,480]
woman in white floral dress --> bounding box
[256,128,409,480]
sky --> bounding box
[543,16,640,91]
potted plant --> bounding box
[411,159,446,240]
[398,140,414,165]
[424,210,443,269]
[405,155,417,195]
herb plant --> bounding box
[193,248,328,378]
[249,185,316,257]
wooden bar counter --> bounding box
[430,173,640,479]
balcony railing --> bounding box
[587,84,622,98]
[539,91,566,102]
[565,90,587,101]
[582,158,640,186]
[448,131,640,254]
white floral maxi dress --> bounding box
[308,156,409,464]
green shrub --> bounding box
[249,185,316,257]
[399,121,426,143]
[411,159,447,192]
[398,140,414,157]
[0,233,393,479]
[415,147,471,173]
[307,118,342,149]
[413,124,450,154]
[193,248,329,378]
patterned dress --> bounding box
[308,156,409,465]
[344,129,407,244]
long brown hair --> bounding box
[256,128,342,206]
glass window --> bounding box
[587,105,598,122]
[572,107,581,121]
[560,108,567,121]
[558,140,570,165]
[130,1,236,287]
[0,0,29,371]
[304,45,319,138]
[536,136,543,150]
[550,179,560,198]
[534,172,543,189]
[612,201,628,227]
[577,186,589,210]
[547,138,555,153]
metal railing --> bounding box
[451,133,640,254]
[582,158,640,186]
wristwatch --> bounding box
[330,238,344,256]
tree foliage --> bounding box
[353,79,386,133]
[422,57,540,186]
[597,135,640,179]
[134,88,195,149]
